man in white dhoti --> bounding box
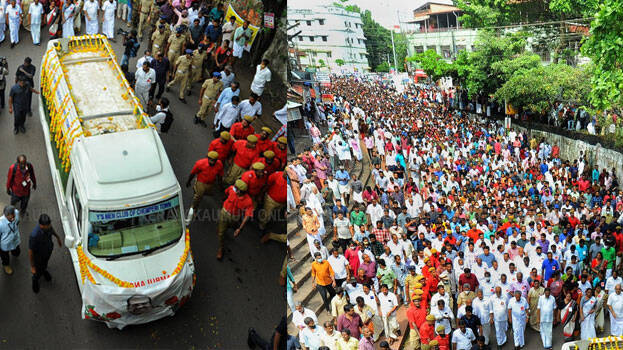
[6,0,20,48]
[0,0,7,44]
[82,0,98,35]
[473,288,491,345]
[537,287,555,350]
[608,284,623,336]
[507,290,528,350]
[100,0,115,39]
[579,287,596,340]
[61,0,76,38]
[27,0,43,45]
[489,287,508,349]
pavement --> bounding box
[0,23,284,349]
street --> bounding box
[0,24,285,349]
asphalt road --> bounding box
[0,23,285,349]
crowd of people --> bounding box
[287,76,623,350]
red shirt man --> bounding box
[253,151,281,175]
[273,137,287,169]
[254,126,275,154]
[208,131,234,162]
[6,156,37,198]
[265,171,286,204]
[230,116,255,141]
[232,136,260,169]
[239,163,267,198]
[419,315,436,345]
[189,153,223,185]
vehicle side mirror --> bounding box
[65,236,76,248]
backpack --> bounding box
[160,110,174,133]
[8,162,33,193]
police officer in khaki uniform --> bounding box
[137,0,152,40]
[145,1,160,46]
[165,27,187,76]
[189,44,208,88]
[151,23,168,55]
[216,179,254,260]
[167,49,192,102]
[195,71,223,126]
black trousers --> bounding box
[0,88,5,109]
[316,284,336,312]
[14,109,27,128]
[32,253,52,282]
[10,193,30,213]
[337,238,352,253]
[150,79,166,101]
[0,245,21,265]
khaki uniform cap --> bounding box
[251,162,265,170]
[220,131,231,140]
[247,135,258,142]
[234,179,248,191]
[261,126,272,133]
[264,150,275,158]
[277,136,287,144]
[243,115,254,122]
[207,151,219,160]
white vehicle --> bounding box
[38,35,194,329]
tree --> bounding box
[318,59,326,67]
[335,59,345,66]
[375,62,390,72]
[461,31,528,98]
[406,49,450,82]
[494,63,591,114]
[581,0,623,110]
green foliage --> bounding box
[375,62,390,72]
[335,59,345,66]
[359,10,407,72]
[490,53,541,82]
[581,0,623,110]
[494,64,591,114]
[407,49,450,82]
[460,31,528,98]
[318,59,326,67]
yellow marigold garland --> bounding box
[76,229,191,288]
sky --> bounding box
[288,0,454,29]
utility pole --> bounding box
[390,29,398,72]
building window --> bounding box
[327,52,332,58]
[456,45,466,52]
[319,19,325,25]
[322,36,328,42]
[414,46,424,53]
[306,20,312,26]
[360,53,366,59]
[539,50,551,62]
[345,21,348,27]
[309,36,315,42]
[299,36,303,41]
[441,45,452,58]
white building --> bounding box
[402,2,478,60]
[288,3,370,73]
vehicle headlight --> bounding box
[127,295,153,315]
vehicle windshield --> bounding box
[87,196,182,258]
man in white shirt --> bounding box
[608,284,623,336]
[537,288,555,350]
[213,95,240,132]
[220,65,235,88]
[238,94,262,119]
[473,288,492,345]
[27,0,43,45]
[136,50,154,71]
[250,59,271,96]
[507,290,529,349]
[377,284,399,342]
[221,15,236,48]
[134,61,156,109]
[606,270,623,295]
[292,302,318,331]
[489,286,508,347]
[327,248,350,287]
[149,97,169,132]
[83,0,99,34]
[431,299,453,336]
[430,284,451,312]
[452,320,476,350]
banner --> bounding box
[321,94,334,103]
[225,4,260,52]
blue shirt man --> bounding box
[335,168,350,185]
[216,85,241,108]
[478,248,496,268]
[541,253,560,280]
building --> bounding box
[287,3,370,73]
[402,2,478,60]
